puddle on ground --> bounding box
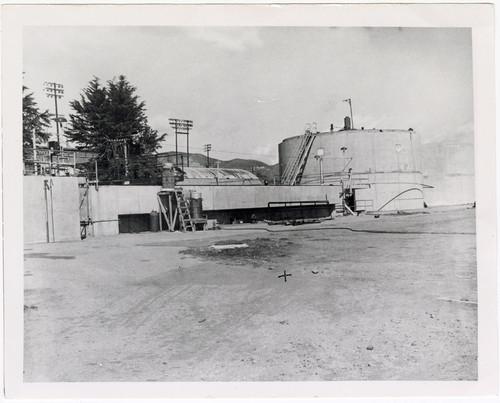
[24,253,75,260]
[179,237,297,267]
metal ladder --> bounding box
[174,188,195,232]
[281,123,318,185]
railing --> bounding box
[25,154,164,185]
[355,199,374,211]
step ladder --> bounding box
[281,123,318,185]
[174,188,195,232]
[335,203,345,214]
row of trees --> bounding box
[22,86,50,159]
[23,75,166,181]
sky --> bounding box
[23,26,474,165]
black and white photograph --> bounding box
[2,3,497,400]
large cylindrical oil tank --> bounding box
[278,129,424,212]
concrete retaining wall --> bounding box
[86,184,342,236]
[181,185,340,210]
[87,185,161,236]
[24,176,81,244]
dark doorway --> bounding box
[118,214,150,233]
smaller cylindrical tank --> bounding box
[189,191,203,219]
[150,210,159,232]
[162,163,175,190]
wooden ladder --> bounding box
[174,189,195,232]
[281,123,318,185]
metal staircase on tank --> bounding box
[174,188,196,232]
[281,123,318,185]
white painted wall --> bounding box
[87,185,161,236]
[181,185,340,210]
[85,184,341,236]
[24,176,81,243]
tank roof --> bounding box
[280,128,416,143]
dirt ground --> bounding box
[24,206,477,382]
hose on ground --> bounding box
[220,225,474,236]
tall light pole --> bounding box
[169,118,193,167]
[44,82,64,146]
[343,98,354,129]
[204,144,212,168]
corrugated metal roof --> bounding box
[182,167,259,180]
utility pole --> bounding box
[123,140,129,181]
[109,138,129,181]
[204,144,212,167]
[343,98,354,129]
[32,128,38,175]
[168,118,193,167]
[44,82,64,146]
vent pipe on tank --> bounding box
[344,116,352,130]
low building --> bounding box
[177,167,263,186]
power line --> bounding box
[44,81,64,145]
[160,143,277,159]
[168,118,193,167]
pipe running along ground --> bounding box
[220,225,474,236]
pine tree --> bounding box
[68,75,166,182]
[68,76,165,159]
[67,77,110,157]
[23,86,51,159]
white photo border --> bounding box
[2,3,497,400]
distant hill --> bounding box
[157,152,280,181]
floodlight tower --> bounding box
[168,118,194,167]
[44,82,64,146]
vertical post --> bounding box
[49,150,53,176]
[168,193,173,232]
[53,83,61,176]
[95,160,99,190]
[86,181,90,227]
[186,127,190,168]
[123,140,129,181]
[319,158,323,184]
[174,122,178,167]
[343,98,354,129]
[349,100,354,129]
[158,197,163,232]
[32,128,37,175]
[53,83,60,145]
[49,180,55,242]
[44,180,50,243]
[204,144,211,168]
